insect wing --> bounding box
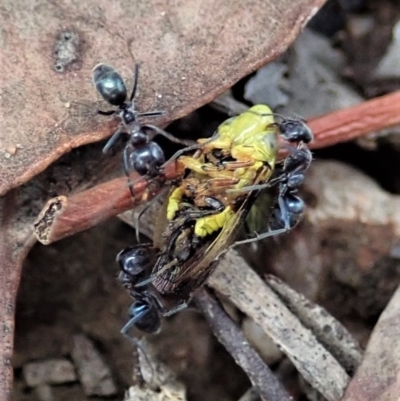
[244,187,276,236]
[152,191,257,299]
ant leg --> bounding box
[142,124,193,146]
[225,175,279,194]
[226,175,287,193]
[129,64,140,101]
[123,145,136,199]
[102,127,126,154]
[121,313,145,336]
[121,315,155,378]
[162,143,203,167]
[162,301,188,317]
[98,109,115,116]
[226,183,270,193]
[136,258,179,288]
[232,193,304,247]
[137,111,166,118]
[134,186,169,243]
[161,133,219,168]
[231,226,289,247]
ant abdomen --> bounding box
[127,297,161,334]
[271,194,304,230]
[92,64,127,106]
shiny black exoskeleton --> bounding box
[117,245,162,334]
[117,243,189,335]
[234,122,313,246]
[269,143,312,232]
[265,118,313,231]
[279,143,312,195]
[92,64,184,183]
[277,119,314,144]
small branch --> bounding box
[194,288,293,401]
[308,90,400,149]
[208,250,349,401]
[33,162,179,244]
[265,275,362,374]
[34,91,400,244]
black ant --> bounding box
[268,142,312,231]
[271,119,313,232]
[92,63,186,192]
[233,120,313,246]
[117,244,161,334]
[117,244,187,335]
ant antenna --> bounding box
[130,64,140,101]
[121,328,155,379]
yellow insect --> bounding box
[117,97,313,334]
[132,105,282,297]
[166,104,279,237]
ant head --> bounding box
[117,245,152,277]
[279,120,313,144]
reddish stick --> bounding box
[34,90,400,244]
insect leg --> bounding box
[121,313,155,379]
[134,186,169,243]
[129,64,140,101]
[142,124,192,146]
[226,183,269,193]
[233,192,304,247]
[102,127,125,154]
[231,226,289,247]
[123,144,137,199]
[163,143,203,167]
[162,133,219,167]
[121,313,146,336]
[135,258,179,288]
[162,301,188,317]
[97,109,115,116]
[137,111,165,118]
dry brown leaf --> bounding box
[0,192,37,400]
[0,0,325,196]
[0,0,329,397]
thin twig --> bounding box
[34,90,400,244]
[208,251,349,401]
[265,275,362,374]
[33,161,180,244]
[307,90,400,149]
[194,288,293,401]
